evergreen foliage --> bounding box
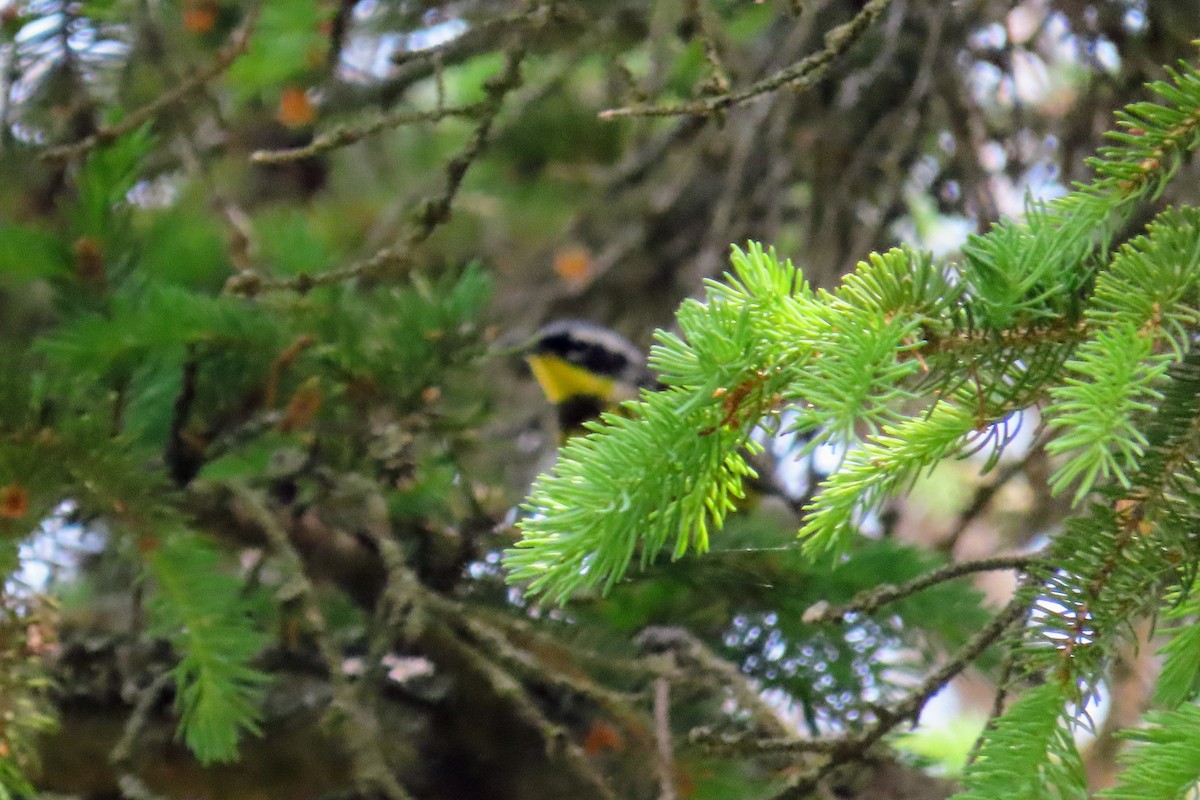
[146,534,270,764]
[0,118,495,766]
[1100,702,1200,800]
[509,52,1200,799]
[0,600,56,799]
[4,1,1200,797]
[954,682,1086,800]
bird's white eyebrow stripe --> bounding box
[530,322,644,378]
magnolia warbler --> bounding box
[525,320,657,436]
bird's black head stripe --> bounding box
[531,321,642,378]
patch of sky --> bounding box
[8,502,105,597]
[339,3,468,83]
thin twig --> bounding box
[470,605,671,681]
[966,568,1044,766]
[250,102,484,164]
[325,0,357,74]
[110,672,174,800]
[937,67,1002,228]
[236,487,416,800]
[447,605,647,708]
[411,45,525,243]
[636,627,791,737]
[228,44,526,295]
[770,594,1030,799]
[834,0,907,108]
[654,678,677,800]
[802,554,1042,625]
[689,728,846,756]
[939,454,1035,554]
[691,89,776,284]
[599,0,892,119]
[694,593,1029,797]
[366,524,425,650]
[912,318,1090,361]
[838,0,941,264]
[390,4,546,68]
[331,480,426,687]
[966,646,1016,767]
[683,0,731,94]
[41,4,262,161]
[431,626,620,800]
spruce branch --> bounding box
[1044,206,1200,502]
[958,358,1200,798]
[146,533,271,765]
[955,682,1087,800]
[164,349,201,487]
[507,386,760,604]
[0,598,57,797]
[501,46,1200,800]
[508,50,1200,605]
[797,396,983,559]
[1099,702,1200,800]
[1153,579,1200,708]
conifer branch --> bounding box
[955,681,1087,800]
[636,627,792,738]
[40,4,262,162]
[509,52,1200,604]
[505,47,1200,800]
[249,102,486,164]
[958,357,1200,798]
[164,349,201,487]
[236,487,416,800]
[425,624,621,800]
[146,533,271,765]
[446,606,647,708]
[469,605,671,682]
[599,0,893,119]
[226,44,526,295]
[693,594,1028,798]
[388,2,554,69]
[802,554,1041,624]
[1153,578,1200,709]
[110,672,174,800]
[1099,702,1200,800]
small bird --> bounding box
[524,320,820,514]
[524,320,657,436]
